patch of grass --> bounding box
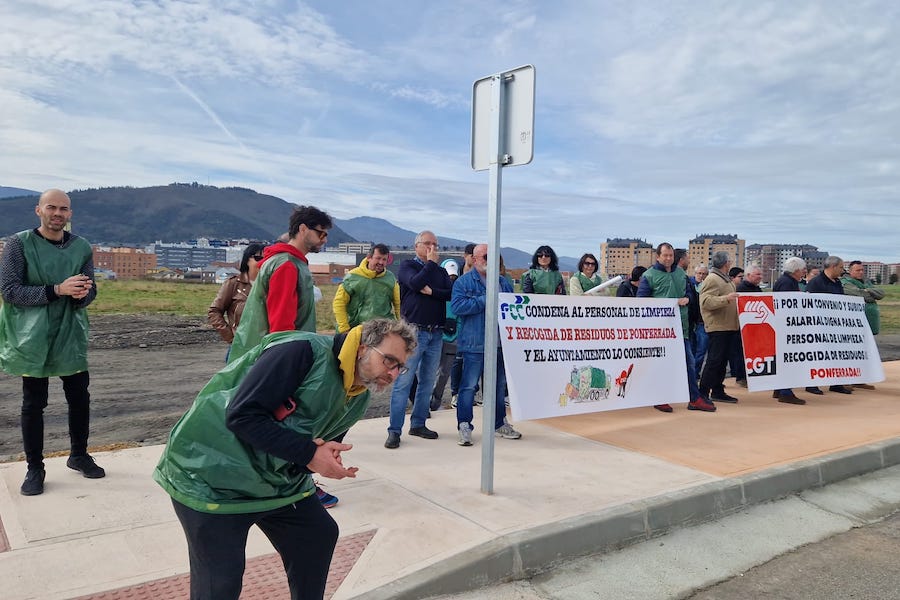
[87,279,342,332]
[877,284,900,334]
[90,279,218,316]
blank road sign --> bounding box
[471,64,535,171]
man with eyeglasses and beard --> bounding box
[229,205,332,363]
[154,318,417,600]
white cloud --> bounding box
[0,0,898,262]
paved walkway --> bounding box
[0,361,897,599]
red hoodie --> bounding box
[260,242,309,333]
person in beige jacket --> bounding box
[698,251,739,404]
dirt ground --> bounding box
[1,314,898,463]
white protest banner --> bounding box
[738,292,884,392]
[498,293,688,421]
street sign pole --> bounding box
[481,73,505,494]
[471,65,534,495]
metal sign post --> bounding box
[470,65,534,494]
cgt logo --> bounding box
[738,295,777,377]
[500,295,530,320]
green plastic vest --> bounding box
[340,270,396,328]
[576,272,601,293]
[527,269,564,294]
[153,330,371,514]
[228,252,315,363]
[641,266,690,337]
[842,277,880,335]
[0,230,93,377]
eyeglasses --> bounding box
[583,261,597,267]
[536,253,551,258]
[307,226,328,239]
[369,346,409,375]
[251,255,264,261]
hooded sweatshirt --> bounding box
[228,242,314,363]
[332,257,400,333]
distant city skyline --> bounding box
[2,2,898,262]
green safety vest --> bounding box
[841,276,880,335]
[641,266,689,337]
[153,330,371,514]
[340,269,396,328]
[575,272,601,293]
[527,269,564,294]
[229,252,315,363]
[0,230,93,377]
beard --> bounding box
[356,361,394,392]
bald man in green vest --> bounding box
[0,189,105,496]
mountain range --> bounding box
[0,184,575,270]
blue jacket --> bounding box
[451,269,513,353]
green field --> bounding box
[2,279,899,334]
[89,279,342,332]
[877,284,900,333]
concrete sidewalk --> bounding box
[0,361,897,600]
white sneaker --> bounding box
[458,422,473,446]
[451,394,458,408]
[495,418,521,440]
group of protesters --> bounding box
[0,191,886,600]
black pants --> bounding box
[22,371,91,470]
[431,341,458,401]
[699,331,738,397]
[172,495,338,600]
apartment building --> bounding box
[598,238,653,279]
[92,246,157,279]
[688,234,745,273]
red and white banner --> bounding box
[738,292,884,391]
[498,293,688,421]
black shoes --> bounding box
[66,455,106,479]
[384,432,400,449]
[777,392,806,405]
[20,468,45,496]
[805,386,825,395]
[409,426,439,440]
[710,392,739,403]
[829,385,853,394]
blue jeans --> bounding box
[692,323,708,372]
[457,351,507,430]
[389,328,444,434]
[684,339,700,402]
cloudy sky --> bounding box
[2,1,898,262]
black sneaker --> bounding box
[805,386,825,395]
[710,392,739,403]
[384,432,400,449]
[20,468,45,496]
[66,455,106,479]
[408,426,439,439]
